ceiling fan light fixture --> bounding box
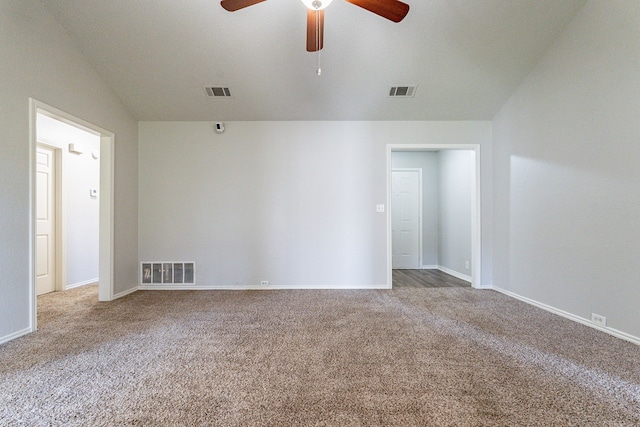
[301,0,333,10]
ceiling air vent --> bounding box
[389,85,417,98]
[204,86,232,98]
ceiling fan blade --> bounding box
[220,0,266,12]
[306,9,325,52]
[345,0,409,23]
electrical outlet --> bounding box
[260,281,269,286]
[591,313,607,327]
[465,260,470,270]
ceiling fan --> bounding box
[220,0,410,52]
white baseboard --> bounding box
[113,286,138,299]
[492,286,640,346]
[421,265,438,270]
[0,327,32,345]
[436,266,472,283]
[65,278,99,290]
[139,283,390,291]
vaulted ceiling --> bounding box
[42,0,585,121]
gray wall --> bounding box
[0,0,138,342]
[438,150,473,276]
[139,121,492,288]
[492,0,640,337]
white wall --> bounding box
[37,114,100,288]
[492,0,640,338]
[139,121,492,288]
[0,0,138,343]
[391,152,440,266]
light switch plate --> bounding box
[376,204,385,213]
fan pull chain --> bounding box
[315,8,321,75]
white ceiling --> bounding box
[42,0,585,121]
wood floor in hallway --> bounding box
[392,269,471,288]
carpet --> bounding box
[1,285,638,426]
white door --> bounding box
[392,170,421,269]
[36,145,56,295]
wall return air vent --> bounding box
[204,86,232,98]
[141,262,195,285]
[389,85,417,97]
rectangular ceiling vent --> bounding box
[389,85,417,98]
[204,86,232,98]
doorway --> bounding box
[36,114,102,295]
[387,144,481,289]
[29,99,115,331]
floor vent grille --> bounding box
[141,262,195,284]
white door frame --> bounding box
[387,144,481,289]
[29,99,115,331]
[391,168,423,269]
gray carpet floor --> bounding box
[1,285,639,426]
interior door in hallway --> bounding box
[392,169,421,269]
[36,145,57,295]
